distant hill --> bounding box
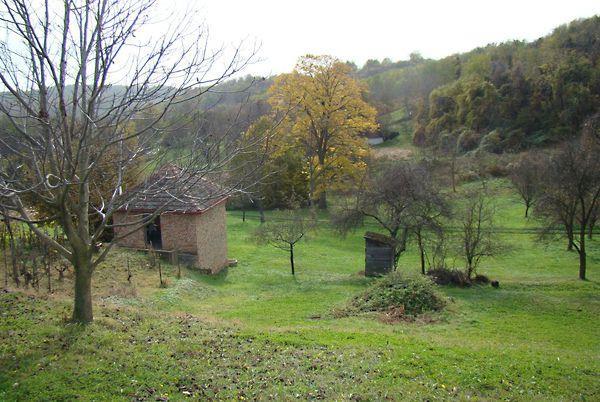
[361,16,600,152]
[193,16,600,154]
[4,16,598,155]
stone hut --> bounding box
[113,167,229,274]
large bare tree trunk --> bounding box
[73,266,93,323]
[72,253,94,323]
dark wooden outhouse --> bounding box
[364,232,396,277]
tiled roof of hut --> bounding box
[119,165,228,214]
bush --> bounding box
[473,274,490,284]
[457,128,481,152]
[479,130,503,154]
[427,268,491,287]
[458,170,480,183]
[503,128,525,152]
[486,162,509,178]
[347,272,445,316]
[482,154,512,177]
[427,268,471,287]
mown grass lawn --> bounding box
[0,180,598,400]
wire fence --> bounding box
[227,211,597,236]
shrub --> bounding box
[457,128,481,152]
[458,170,480,183]
[427,268,471,287]
[427,268,491,287]
[347,272,445,316]
[473,274,490,284]
[486,162,509,178]
[412,125,427,146]
[479,129,503,154]
[481,154,512,177]
[503,128,525,152]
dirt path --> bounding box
[372,146,414,159]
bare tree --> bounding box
[535,140,600,280]
[582,111,600,148]
[0,208,18,287]
[458,192,499,280]
[436,131,460,193]
[229,116,275,224]
[253,211,313,275]
[334,160,449,270]
[412,193,450,275]
[510,151,545,218]
[1,218,7,288]
[582,113,600,241]
[0,0,257,322]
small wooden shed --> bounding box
[364,231,396,277]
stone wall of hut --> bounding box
[160,214,199,254]
[195,202,228,273]
[112,211,147,249]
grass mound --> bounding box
[342,272,446,319]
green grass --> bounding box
[377,107,415,149]
[1,179,599,400]
[374,131,416,150]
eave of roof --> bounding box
[117,195,229,215]
[364,231,399,246]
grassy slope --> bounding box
[0,180,598,400]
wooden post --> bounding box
[31,257,40,291]
[158,259,164,287]
[174,250,181,279]
[126,257,132,283]
[2,226,8,289]
[45,251,52,293]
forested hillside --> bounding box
[4,17,594,156]
[175,16,600,154]
[361,16,600,151]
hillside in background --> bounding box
[3,17,596,155]
[359,16,600,151]
[181,16,599,154]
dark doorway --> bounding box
[145,216,162,249]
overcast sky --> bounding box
[183,0,599,77]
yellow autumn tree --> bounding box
[268,55,378,209]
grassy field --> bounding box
[1,180,599,400]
